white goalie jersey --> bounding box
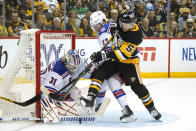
[40,57,92,123]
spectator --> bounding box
[0,16,8,37]
[68,10,81,28]
[140,18,154,37]
[35,4,47,23]
[178,18,196,37]
[109,9,118,23]
[147,10,159,31]
[59,0,75,14]
[153,1,166,24]
[71,0,88,20]
[85,9,92,22]
[81,0,90,8]
[6,0,19,14]
[169,11,177,23]
[189,6,196,20]
[118,0,130,13]
[169,21,179,37]
[68,17,79,35]
[170,0,180,18]
[18,6,32,29]
[7,11,28,37]
[178,8,190,31]
[135,2,147,24]
[50,17,62,30]
[159,22,167,38]
[179,0,190,16]
[78,17,96,37]
[23,0,34,17]
[35,15,48,30]
[133,0,140,13]
[42,0,60,14]
[109,1,118,10]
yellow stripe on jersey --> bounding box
[131,24,139,31]
[90,85,101,92]
[91,78,103,84]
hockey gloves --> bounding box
[90,50,116,62]
[90,51,108,62]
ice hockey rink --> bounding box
[0,78,196,131]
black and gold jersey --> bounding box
[111,24,143,64]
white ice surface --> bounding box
[0,78,196,131]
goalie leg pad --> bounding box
[56,101,93,116]
[41,98,59,123]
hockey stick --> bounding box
[49,34,115,101]
[0,85,48,107]
[0,94,41,107]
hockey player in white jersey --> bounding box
[82,11,136,123]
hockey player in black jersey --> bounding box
[81,9,161,121]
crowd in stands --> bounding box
[0,0,195,38]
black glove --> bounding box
[90,51,107,62]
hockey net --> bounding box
[0,29,75,120]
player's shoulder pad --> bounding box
[53,59,69,76]
[99,23,110,35]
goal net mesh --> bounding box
[0,29,75,120]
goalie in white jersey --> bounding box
[40,49,93,123]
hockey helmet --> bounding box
[61,50,80,72]
[90,11,106,31]
[118,10,137,29]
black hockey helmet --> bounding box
[118,9,137,30]
[119,9,136,23]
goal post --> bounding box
[0,29,76,120]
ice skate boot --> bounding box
[80,96,95,115]
[148,107,162,120]
[120,105,137,123]
[80,96,95,107]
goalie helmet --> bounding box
[90,11,106,31]
[61,50,80,72]
[118,9,137,29]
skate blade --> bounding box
[121,116,137,123]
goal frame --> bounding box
[35,30,76,119]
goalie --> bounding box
[40,49,93,123]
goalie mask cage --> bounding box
[0,29,75,120]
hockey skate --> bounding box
[120,105,137,123]
[148,107,162,120]
[80,96,95,115]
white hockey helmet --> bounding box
[61,50,80,72]
[90,11,106,31]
